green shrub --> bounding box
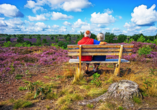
[137,45,152,56]
[91,73,102,87]
[55,38,59,43]
[137,35,145,42]
[58,41,67,49]
[3,41,11,47]
[15,43,23,47]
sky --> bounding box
[0,0,157,36]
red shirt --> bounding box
[78,37,94,61]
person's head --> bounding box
[97,33,105,41]
[84,30,91,37]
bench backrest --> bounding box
[68,44,134,56]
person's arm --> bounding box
[99,42,107,45]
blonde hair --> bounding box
[97,33,105,41]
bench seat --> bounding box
[69,59,130,63]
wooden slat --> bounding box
[68,52,132,56]
[68,44,134,49]
[68,48,132,52]
[68,52,119,56]
[69,59,130,63]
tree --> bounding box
[117,34,127,43]
[55,38,58,43]
[51,36,54,40]
[29,35,32,39]
[132,34,141,41]
[36,36,41,46]
[90,33,97,40]
[17,35,24,43]
[137,35,145,42]
[105,32,115,43]
[6,36,10,42]
[42,38,48,44]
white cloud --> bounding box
[141,26,157,35]
[80,24,91,31]
[51,12,73,20]
[52,25,59,28]
[104,8,113,14]
[73,19,87,28]
[32,6,45,13]
[69,28,76,33]
[59,26,67,32]
[62,0,92,12]
[131,4,157,26]
[112,28,122,35]
[25,0,92,12]
[0,19,7,27]
[97,24,106,28]
[28,14,48,21]
[6,18,25,26]
[119,16,122,19]
[123,22,141,35]
[90,12,116,25]
[63,21,72,26]
[25,0,36,8]
[124,22,141,30]
[0,4,24,17]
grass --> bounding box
[18,86,27,91]
[87,104,94,108]
[45,105,50,110]
[133,96,141,104]
[44,76,50,79]
[15,74,23,80]
[2,59,157,110]
[118,106,124,110]
[13,99,33,109]
[87,88,107,98]
[98,102,117,110]
[107,64,114,68]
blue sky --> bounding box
[0,0,157,36]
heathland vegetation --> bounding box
[0,32,157,109]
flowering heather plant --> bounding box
[0,46,70,81]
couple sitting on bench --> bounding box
[77,30,107,74]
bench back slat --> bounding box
[68,48,132,52]
[68,44,134,48]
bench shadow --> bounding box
[119,68,132,77]
[84,68,132,78]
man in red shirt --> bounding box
[78,30,107,74]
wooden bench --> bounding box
[67,44,134,79]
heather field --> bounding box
[0,35,157,109]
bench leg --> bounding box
[114,64,120,76]
[73,64,81,83]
